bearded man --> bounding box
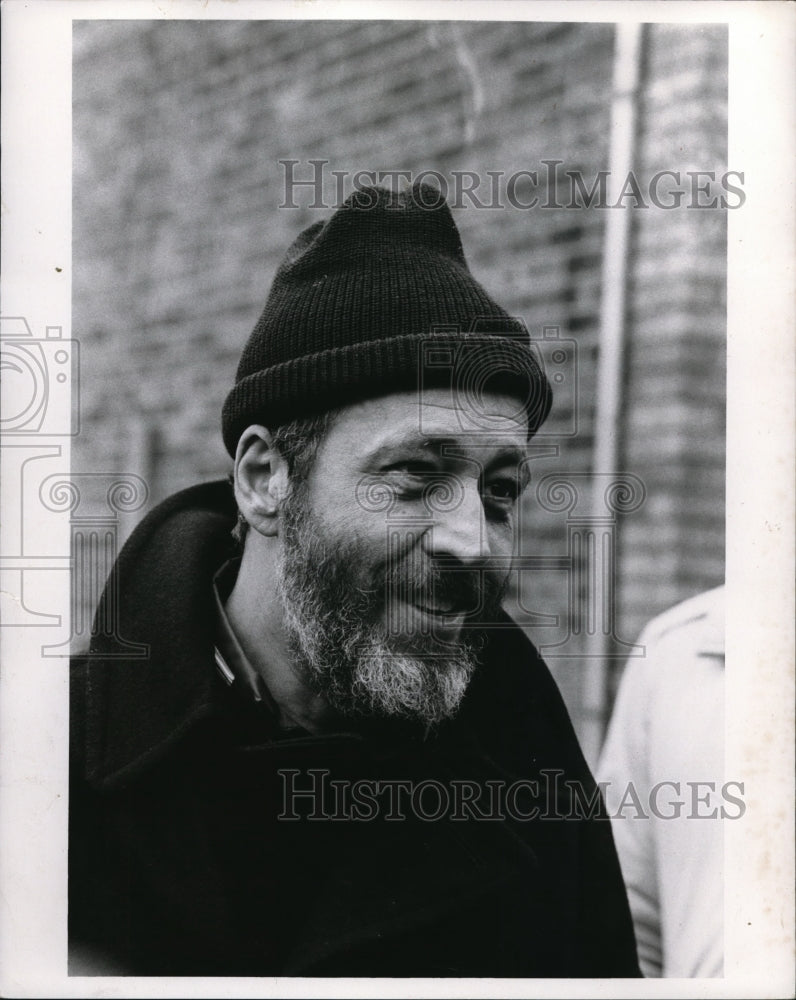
[69,184,641,978]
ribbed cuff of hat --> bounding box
[222,330,551,456]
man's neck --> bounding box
[224,540,335,734]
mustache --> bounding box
[280,498,507,619]
[369,552,507,619]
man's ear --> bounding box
[233,425,290,538]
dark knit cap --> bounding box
[221,183,552,456]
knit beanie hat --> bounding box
[221,183,552,456]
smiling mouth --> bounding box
[384,599,469,641]
[410,602,467,622]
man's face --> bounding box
[275,387,529,729]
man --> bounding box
[69,183,640,977]
[598,586,725,977]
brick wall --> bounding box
[72,19,727,759]
[621,24,727,623]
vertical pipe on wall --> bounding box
[581,22,644,767]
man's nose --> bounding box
[423,478,491,564]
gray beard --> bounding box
[275,486,502,729]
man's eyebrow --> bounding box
[362,433,454,462]
[363,435,528,468]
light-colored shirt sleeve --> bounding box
[597,587,725,978]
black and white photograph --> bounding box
[0,1,793,996]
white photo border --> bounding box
[0,1,793,997]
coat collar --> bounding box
[78,480,239,790]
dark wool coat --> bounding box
[69,481,641,978]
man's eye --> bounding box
[483,478,520,503]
